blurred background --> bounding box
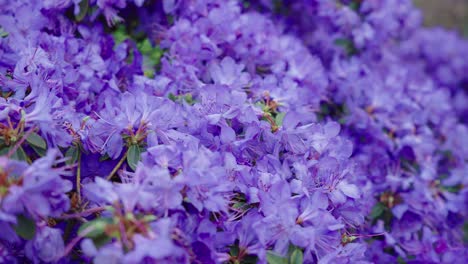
[414,0,468,35]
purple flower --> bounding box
[208,57,250,89]
[0,0,466,262]
[25,226,64,263]
[87,91,181,158]
[1,149,72,218]
[123,219,186,263]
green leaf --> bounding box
[289,248,303,264]
[92,234,112,248]
[31,144,47,157]
[125,46,135,64]
[99,153,111,162]
[138,38,153,55]
[112,25,129,45]
[0,186,7,197]
[334,38,350,47]
[26,132,47,149]
[144,69,155,78]
[65,146,79,165]
[76,0,89,22]
[397,256,407,264]
[243,255,259,264]
[184,94,194,105]
[11,147,28,162]
[275,112,286,127]
[266,251,288,264]
[168,93,177,102]
[0,146,10,156]
[334,38,358,56]
[13,214,36,240]
[126,145,141,171]
[230,245,239,256]
[141,215,157,222]
[78,218,112,238]
[0,26,8,38]
[370,202,385,220]
[441,184,463,193]
[273,0,288,15]
[349,1,361,11]
[136,38,164,71]
[338,117,347,125]
[166,14,175,25]
[463,221,468,243]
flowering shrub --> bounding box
[0,0,467,263]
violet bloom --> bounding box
[25,226,64,263]
[87,91,181,159]
[1,149,72,218]
[0,0,466,262]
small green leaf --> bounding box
[349,1,361,11]
[232,201,246,209]
[65,146,79,165]
[243,255,259,264]
[11,147,28,162]
[13,214,36,240]
[397,256,407,264]
[126,145,141,171]
[184,93,194,105]
[125,46,135,64]
[31,144,47,157]
[166,14,175,25]
[112,25,129,45]
[92,234,112,248]
[76,0,89,22]
[370,202,385,220]
[78,218,112,238]
[230,245,239,256]
[0,186,8,197]
[289,248,303,264]
[0,26,8,38]
[137,38,153,54]
[275,112,286,127]
[334,38,350,47]
[463,221,468,243]
[168,93,177,102]
[334,38,358,56]
[141,215,157,222]
[441,184,463,193]
[99,153,111,162]
[26,132,47,149]
[338,117,347,125]
[266,251,288,264]
[0,146,10,156]
[144,69,155,78]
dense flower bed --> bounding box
[0,0,467,263]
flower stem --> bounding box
[58,206,106,220]
[61,225,95,260]
[76,150,82,205]
[106,149,128,180]
[7,127,34,158]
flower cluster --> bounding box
[0,0,466,263]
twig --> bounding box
[76,150,82,205]
[7,128,35,158]
[60,225,95,260]
[58,206,106,220]
[106,149,128,180]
